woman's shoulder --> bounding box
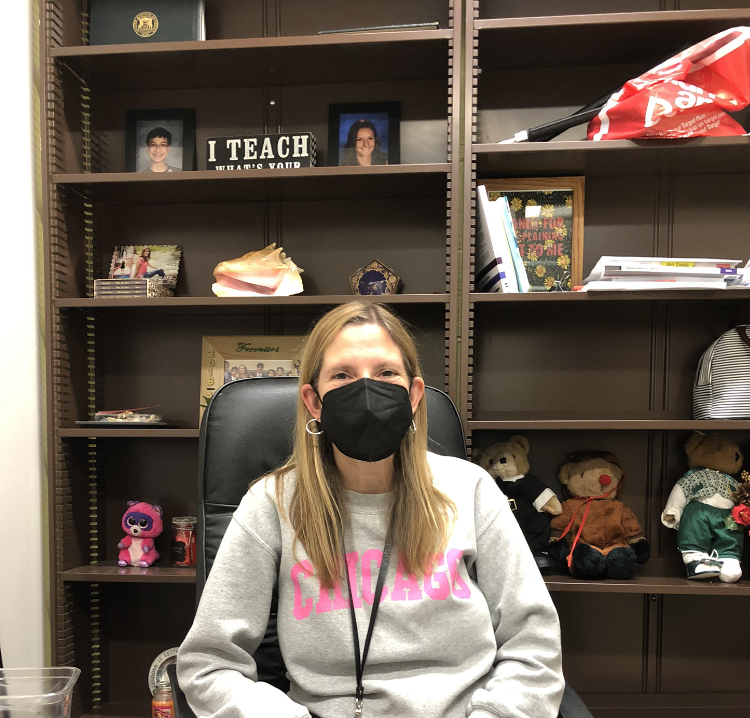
[427,451,507,524]
[235,468,296,528]
[427,452,498,495]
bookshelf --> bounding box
[42,1,459,716]
[462,2,750,714]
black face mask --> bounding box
[318,378,413,463]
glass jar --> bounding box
[171,516,197,567]
[151,681,173,718]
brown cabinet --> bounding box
[42,1,750,717]
[462,2,750,715]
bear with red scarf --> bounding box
[548,451,650,580]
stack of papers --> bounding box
[579,257,750,291]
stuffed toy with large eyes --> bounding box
[117,500,163,567]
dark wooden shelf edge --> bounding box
[50,28,454,58]
[55,294,450,309]
[61,563,196,583]
[82,704,150,718]
[52,164,451,186]
[468,420,750,430]
[544,575,750,595]
[58,428,200,438]
[475,8,750,31]
[473,137,750,156]
[469,289,750,302]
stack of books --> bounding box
[94,278,174,298]
[579,257,750,291]
[475,185,529,293]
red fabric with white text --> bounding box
[588,27,750,140]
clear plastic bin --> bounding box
[0,668,80,718]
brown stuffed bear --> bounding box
[549,451,649,580]
[474,436,562,570]
[661,432,744,582]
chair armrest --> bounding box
[167,663,197,718]
[558,682,593,718]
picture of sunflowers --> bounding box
[481,177,584,291]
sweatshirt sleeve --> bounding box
[177,483,311,718]
[466,472,564,718]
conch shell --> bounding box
[212,244,304,297]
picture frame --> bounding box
[108,245,182,289]
[479,177,584,291]
[199,335,306,420]
[125,108,196,173]
[327,102,400,167]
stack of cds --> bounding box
[94,279,174,298]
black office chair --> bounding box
[170,377,592,718]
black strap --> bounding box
[737,326,750,350]
[344,538,392,716]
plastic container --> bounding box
[0,667,80,718]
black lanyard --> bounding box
[344,538,392,718]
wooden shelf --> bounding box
[58,428,200,438]
[51,29,453,90]
[82,704,150,718]
[55,294,451,313]
[476,10,750,70]
[473,137,750,177]
[61,562,196,583]
[470,288,750,302]
[53,164,451,204]
[544,573,750,596]
[468,414,750,431]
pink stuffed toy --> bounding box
[117,501,163,567]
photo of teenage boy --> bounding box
[140,127,181,173]
[135,120,185,173]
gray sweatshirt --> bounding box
[177,452,563,718]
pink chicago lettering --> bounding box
[391,558,423,601]
[446,548,471,598]
[423,552,451,600]
[316,577,348,614]
[291,560,314,621]
[361,549,388,605]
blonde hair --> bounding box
[273,301,456,589]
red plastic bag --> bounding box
[588,27,750,140]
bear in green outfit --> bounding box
[662,433,744,583]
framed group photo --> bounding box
[199,335,306,419]
[327,102,400,167]
[481,177,585,291]
[125,108,196,173]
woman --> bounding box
[238,365,249,380]
[133,247,166,280]
[177,302,563,718]
[341,119,388,167]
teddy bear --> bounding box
[117,500,163,567]
[661,432,745,582]
[548,451,650,580]
[473,435,562,570]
